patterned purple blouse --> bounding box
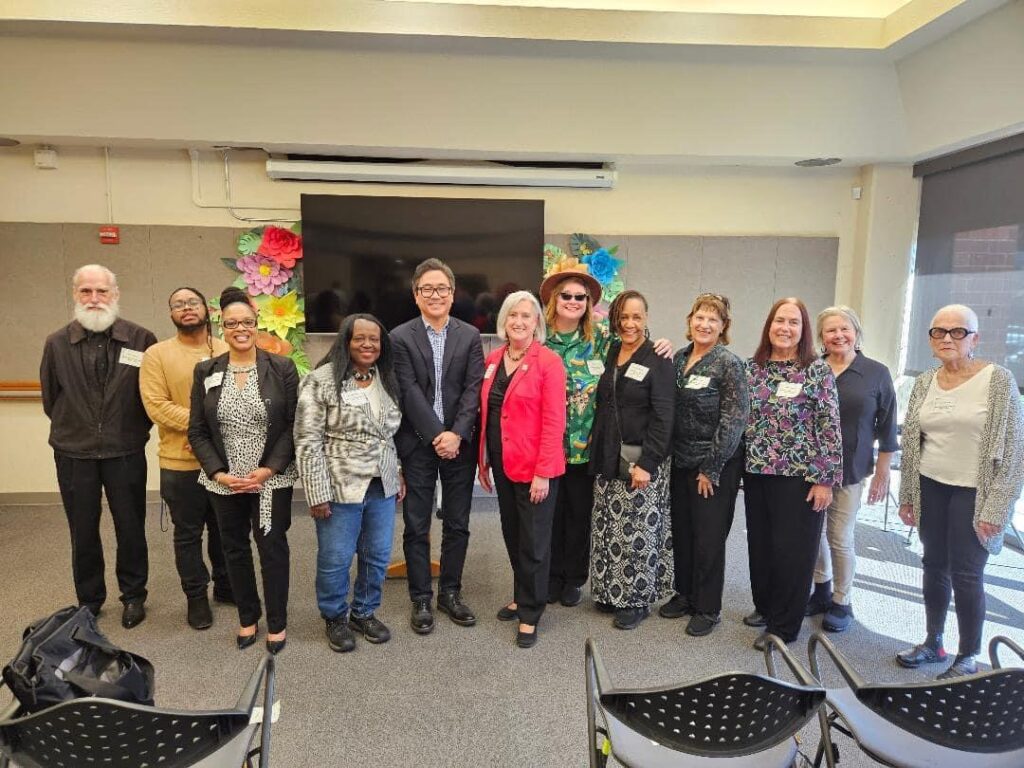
[744,358,843,486]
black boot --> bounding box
[805,580,832,616]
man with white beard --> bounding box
[40,265,157,629]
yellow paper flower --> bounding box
[257,291,303,338]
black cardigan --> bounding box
[589,339,674,477]
[187,349,299,478]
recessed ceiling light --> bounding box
[795,157,841,167]
[0,137,20,147]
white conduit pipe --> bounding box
[188,148,299,223]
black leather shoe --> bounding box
[742,610,767,627]
[896,642,947,669]
[516,624,539,648]
[594,601,616,614]
[496,604,518,622]
[685,612,721,637]
[613,606,650,630]
[438,591,477,627]
[411,599,435,635]
[265,635,286,655]
[326,616,355,653]
[187,596,213,630]
[121,600,146,629]
[237,624,259,650]
[937,654,978,680]
[658,594,693,619]
[351,613,392,644]
[546,585,562,605]
[560,585,583,607]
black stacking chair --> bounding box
[585,636,826,767]
[808,632,1024,768]
[0,654,276,768]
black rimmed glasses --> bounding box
[222,318,257,330]
[169,298,204,311]
[559,291,589,302]
[416,285,452,298]
[928,327,976,340]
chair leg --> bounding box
[816,707,839,768]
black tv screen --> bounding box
[300,194,545,333]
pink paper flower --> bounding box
[236,254,292,296]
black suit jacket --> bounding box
[187,349,299,478]
[390,316,485,458]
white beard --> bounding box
[74,300,119,333]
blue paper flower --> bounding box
[582,247,622,286]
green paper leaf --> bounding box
[290,348,311,377]
[290,222,302,235]
[608,245,619,256]
[237,231,262,256]
[232,275,247,289]
[222,257,240,271]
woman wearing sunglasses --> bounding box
[896,304,1024,679]
[188,287,299,654]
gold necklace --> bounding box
[506,343,530,362]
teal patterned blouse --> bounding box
[545,322,611,464]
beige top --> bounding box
[919,363,993,488]
[140,334,229,470]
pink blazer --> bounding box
[478,342,567,483]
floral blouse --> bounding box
[545,322,611,464]
[744,358,843,486]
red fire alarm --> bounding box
[99,225,120,244]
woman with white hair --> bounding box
[478,291,567,648]
[806,306,898,633]
[897,304,1024,679]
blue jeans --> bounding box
[315,478,396,621]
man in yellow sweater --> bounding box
[140,287,232,629]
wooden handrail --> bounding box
[0,381,41,391]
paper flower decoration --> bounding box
[258,226,303,268]
[255,330,293,356]
[581,247,622,286]
[257,291,304,338]
[237,231,262,256]
[237,254,292,296]
[570,233,600,259]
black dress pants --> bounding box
[160,469,230,600]
[670,455,743,615]
[548,463,594,594]
[919,475,989,656]
[208,488,292,634]
[400,442,475,602]
[744,473,824,642]
[491,455,557,626]
[55,452,149,609]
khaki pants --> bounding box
[813,482,863,606]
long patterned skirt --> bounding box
[590,461,674,608]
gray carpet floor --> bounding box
[2,491,1023,767]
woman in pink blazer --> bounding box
[478,290,567,648]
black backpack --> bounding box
[1,605,155,713]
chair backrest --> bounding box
[856,669,1024,753]
[600,672,826,758]
[0,699,252,768]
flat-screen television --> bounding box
[300,194,545,333]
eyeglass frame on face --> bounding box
[558,291,589,302]
[222,318,257,330]
[169,298,204,312]
[416,285,452,298]
[928,326,976,341]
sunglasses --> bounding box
[559,291,589,302]
[928,327,976,340]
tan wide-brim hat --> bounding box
[539,269,602,306]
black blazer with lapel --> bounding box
[390,316,485,459]
[187,349,299,478]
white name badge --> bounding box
[484,363,497,380]
[685,375,711,390]
[204,371,224,392]
[624,363,649,382]
[118,348,144,367]
[342,390,369,406]
[931,396,956,415]
[587,360,605,376]
[776,381,803,399]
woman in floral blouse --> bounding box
[742,297,842,649]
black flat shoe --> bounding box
[742,610,767,627]
[237,624,259,650]
[658,594,693,619]
[496,604,518,621]
[265,636,286,655]
[121,600,146,629]
[613,606,650,630]
[594,601,616,614]
[516,624,538,648]
[560,585,583,607]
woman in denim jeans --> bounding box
[294,314,406,653]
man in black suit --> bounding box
[391,258,485,634]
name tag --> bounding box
[342,390,369,406]
[204,371,224,392]
[484,363,496,380]
[624,363,649,382]
[587,360,605,376]
[931,395,956,415]
[685,375,711,390]
[118,348,144,367]
[776,381,802,399]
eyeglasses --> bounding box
[559,291,589,302]
[928,327,976,340]
[417,285,452,298]
[222,318,257,330]
[170,298,204,311]
[697,292,730,308]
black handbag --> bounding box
[610,351,643,481]
[1,605,155,713]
